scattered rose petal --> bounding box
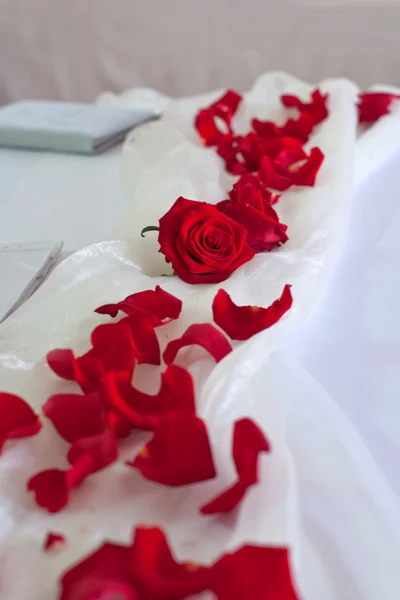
[163,323,232,365]
[67,426,118,474]
[43,392,107,443]
[28,426,116,513]
[130,526,212,598]
[212,285,293,340]
[127,412,216,486]
[60,541,137,600]
[0,393,41,453]
[260,147,324,191]
[27,454,93,513]
[158,197,254,284]
[95,285,182,326]
[281,88,328,126]
[43,532,66,552]
[104,365,196,431]
[201,418,270,514]
[252,112,314,144]
[60,526,211,600]
[358,92,400,124]
[195,90,242,146]
[210,545,300,600]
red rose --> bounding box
[217,174,288,253]
[158,197,254,284]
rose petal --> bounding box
[47,349,75,380]
[201,418,270,514]
[67,427,118,474]
[210,545,300,600]
[0,393,41,453]
[90,318,139,371]
[212,285,293,341]
[60,542,136,600]
[130,526,211,598]
[163,323,232,365]
[259,155,292,191]
[43,392,107,443]
[252,113,314,144]
[43,532,66,552]
[195,90,242,146]
[281,88,328,126]
[95,285,182,326]
[27,455,93,513]
[289,147,325,187]
[104,365,196,431]
[358,92,400,124]
[127,412,216,486]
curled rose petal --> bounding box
[163,323,232,365]
[95,285,182,326]
[104,365,196,431]
[43,532,66,552]
[195,90,242,146]
[43,392,107,443]
[158,197,254,284]
[281,88,328,126]
[130,526,212,598]
[127,412,216,486]
[60,542,137,600]
[46,349,75,380]
[0,393,41,453]
[358,92,400,124]
[67,427,118,474]
[28,427,116,513]
[27,455,93,513]
[201,418,270,514]
[212,285,293,341]
[210,545,300,600]
[260,146,324,191]
[252,112,314,144]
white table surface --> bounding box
[0,146,126,252]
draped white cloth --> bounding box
[0,73,399,599]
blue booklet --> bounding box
[0,101,159,154]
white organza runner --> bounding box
[0,73,399,599]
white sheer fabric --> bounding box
[0,73,399,598]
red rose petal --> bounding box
[201,418,270,515]
[0,393,41,453]
[163,323,232,365]
[130,526,211,598]
[252,113,314,144]
[281,88,328,126]
[259,155,292,191]
[128,411,216,486]
[43,532,66,552]
[104,365,196,431]
[210,545,300,600]
[60,542,136,600]
[289,147,325,187]
[358,92,400,124]
[47,349,75,380]
[90,318,139,371]
[28,454,94,513]
[43,392,107,443]
[67,427,118,474]
[212,285,293,341]
[95,285,182,326]
[195,90,242,146]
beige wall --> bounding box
[0,0,398,103]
